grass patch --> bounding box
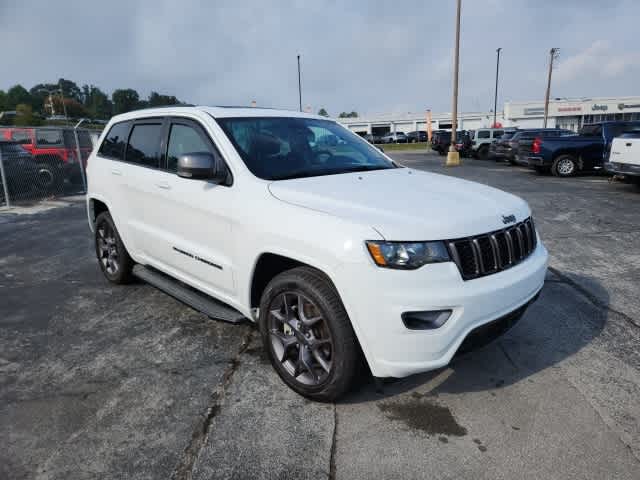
[378,142,431,151]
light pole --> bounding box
[297,54,302,112]
[446,0,462,167]
[543,48,560,128]
[493,47,502,127]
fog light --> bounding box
[401,310,452,330]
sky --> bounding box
[1,0,639,116]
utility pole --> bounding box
[297,55,302,112]
[446,0,462,167]
[59,81,69,119]
[543,48,560,128]
[493,47,502,127]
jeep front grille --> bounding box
[447,217,537,280]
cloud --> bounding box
[555,40,640,83]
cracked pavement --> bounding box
[1,152,639,479]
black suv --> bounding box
[0,141,40,201]
[407,130,427,143]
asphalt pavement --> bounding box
[1,152,639,479]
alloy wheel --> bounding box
[268,292,334,386]
[97,222,119,275]
[557,158,575,175]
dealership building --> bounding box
[338,96,640,135]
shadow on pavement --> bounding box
[341,272,609,404]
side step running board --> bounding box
[132,265,247,324]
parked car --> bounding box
[605,132,640,182]
[364,133,384,144]
[0,141,41,201]
[525,121,640,176]
[0,127,93,190]
[380,131,408,143]
[431,130,470,156]
[87,106,548,401]
[489,130,519,163]
[509,129,574,166]
[407,130,428,143]
[471,128,507,159]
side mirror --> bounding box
[177,152,225,182]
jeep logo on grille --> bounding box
[502,214,516,224]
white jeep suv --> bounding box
[87,106,548,401]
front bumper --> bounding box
[335,239,548,378]
[605,161,640,177]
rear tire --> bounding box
[95,212,134,284]
[477,145,489,160]
[259,267,360,402]
[33,162,63,193]
[552,155,577,177]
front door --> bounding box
[148,117,237,297]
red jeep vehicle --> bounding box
[0,127,93,191]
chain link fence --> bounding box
[0,126,99,207]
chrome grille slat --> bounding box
[447,217,537,281]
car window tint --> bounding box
[166,123,213,172]
[477,130,490,139]
[98,122,130,160]
[125,123,162,168]
[36,129,64,146]
[493,130,504,138]
[0,129,32,144]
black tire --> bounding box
[437,149,446,156]
[259,266,360,402]
[94,211,134,284]
[552,154,578,177]
[33,162,63,193]
[477,145,489,160]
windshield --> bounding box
[216,117,396,180]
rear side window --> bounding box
[98,122,131,160]
[36,129,64,146]
[125,123,162,168]
[477,130,490,139]
[493,130,504,138]
[5,129,33,144]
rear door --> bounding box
[147,116,237,296]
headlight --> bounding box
[365,241,450,269]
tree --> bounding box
[318,108,329,117]
[57,78,82,102]
[0,90,6,111]
[148,91,180,107]
[6,85,31,110]
[112,88,140,114]
[338,111,358,118]
[81,84,112,119]
[14,104,40,126]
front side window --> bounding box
[477,130,490,139]
[166,123,214,172]
[98,122,130,160]
[125,123,162,168]
[216,117,395,180]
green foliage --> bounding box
[112,88,140,114]
[0,79,185,121]
[318,108,329,117]
[148,91,179,107]
[338,111,358,118]
[6,85,31,110]
[13,104,41,126]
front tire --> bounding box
[552,155,578,177]
[95,211,134,284]
[33,162,63,193]
[477,145,489,160]
[259,267,360,402]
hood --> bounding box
[268,168,530,240]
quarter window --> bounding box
[166,123,213,172]
[36,129,64,146]
[98,122,130,160]
[125,123,162,168]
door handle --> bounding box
[111,169,122,176]
[626,143,632,147]
[156,182,171,190]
